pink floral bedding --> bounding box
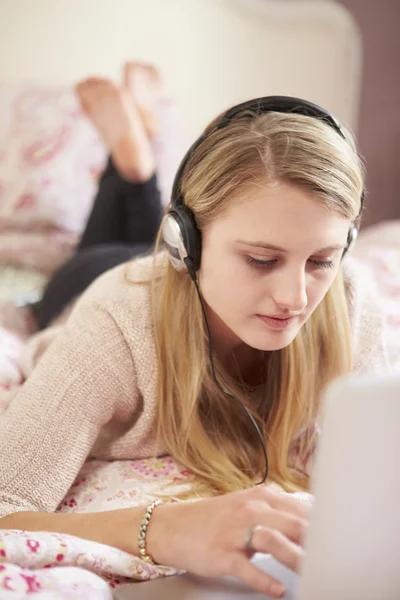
[0,221,399,597]
[0,458,188,598]
[0,83,187,275]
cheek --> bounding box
[306,272,338,312]
[199,251,257,310]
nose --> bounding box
[270,268,308,314]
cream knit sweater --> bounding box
[0,254,388,518]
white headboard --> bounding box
[0,0,362,137]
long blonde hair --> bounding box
[149,111,363,496]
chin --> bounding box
[243,329,301,352]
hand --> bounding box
[147,486,309,598]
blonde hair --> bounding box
[149,111,364,496]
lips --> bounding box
[256,314,299,331]
[263,315,292,320]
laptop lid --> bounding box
[297,371,400,600]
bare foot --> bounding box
[123,62,163,138]
[76,77,155,182]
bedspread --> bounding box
[0,457,189,597]
[0,457,311,597]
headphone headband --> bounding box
[164,95,363,274]
[172,96,349,208]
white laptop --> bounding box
[114,371,400,599]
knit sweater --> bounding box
[0,254,388,518]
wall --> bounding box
[338,0,400,227]
[0,0,361,136]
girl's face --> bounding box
[199,182,351,352]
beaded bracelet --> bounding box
[138,499,164,564]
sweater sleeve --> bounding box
[343,258,389,374]
[0,289,139,518]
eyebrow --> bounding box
[235,240,345,253]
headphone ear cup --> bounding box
[342,223,358,258]
[347,223,358,249]
[162,206,202,272]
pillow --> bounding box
[0,83,107,231]
[0,265,47,303]
[0,82,187,275]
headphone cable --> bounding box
[184,257,269,485]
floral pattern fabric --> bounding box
[0,83,187,275]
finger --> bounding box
[227,554,287,598]
[262,487,311,520]
[251,525,304,573]
[252,507,307,545]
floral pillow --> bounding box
[0,82,187,275]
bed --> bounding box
[0,1,399,597]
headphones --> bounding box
[162,95,364,279]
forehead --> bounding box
[212,182,349,247]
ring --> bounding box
[243,525,263,554]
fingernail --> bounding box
[271,583,286,598]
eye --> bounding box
[245,256,336,271]
[246,256,277,269]
[309,259,335,270]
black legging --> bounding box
[33,158,163,330]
